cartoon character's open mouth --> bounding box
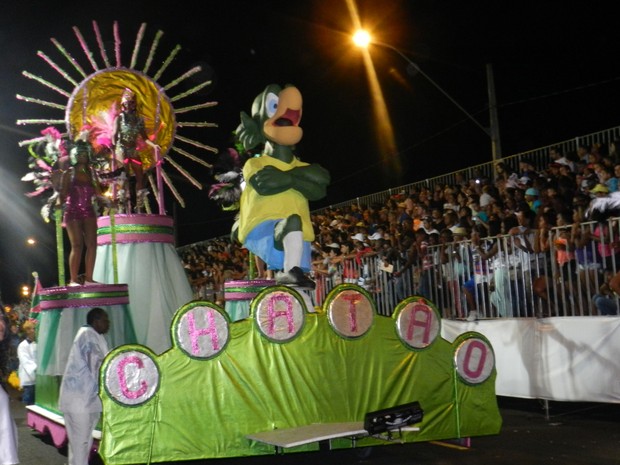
[274,108,300,127]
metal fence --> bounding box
[306,217,620,319]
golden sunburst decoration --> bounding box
[16,20,217,210]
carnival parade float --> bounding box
[100,290,501,463]
[16,20,501,464]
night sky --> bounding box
[1,0,619,302]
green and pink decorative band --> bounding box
[97,214,175,245]
[38,284,130,310]
[224,280,276,301]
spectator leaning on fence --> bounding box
[592,269,620,315]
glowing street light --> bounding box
[25,235,53,253]
[352,30,371,48]
[352,29,501,160]
[349,29,401,178]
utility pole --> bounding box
[487,64,502,161]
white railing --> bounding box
[303,217,620,319]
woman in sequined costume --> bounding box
[59,140,102,286]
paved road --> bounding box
[8,386,620,465]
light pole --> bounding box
[353,30,502,161]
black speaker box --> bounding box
[363,401,424,434]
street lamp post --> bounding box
[353,30,502,161]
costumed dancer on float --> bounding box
[235,84,330,288]
[58,136,106,286]
[113,87,160,212]
[21,126,71,222]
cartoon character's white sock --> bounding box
[283,231,303,272]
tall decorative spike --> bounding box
[153,45,181,82]
[92,20,111,68]
[177,121,218,128]
[161,169,185,208]
[16,94,66,110]
[147,174,160,213]
[16,119,65,127]
[170,81,212,103]
[113,21,121,67]
[130,23,147,70]
[73,26,98,72]
[174,134,217,153]
[143,30,163,75]
[51,38,87,78]
[163,66,202,91]
[171,146,214,168]
[164,156,203,189]
[21,71,71,97]
[175,101,218,114]
[37,51,78,86]
[148,173,159,198]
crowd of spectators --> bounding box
[179,238,248,304]
[179,140,620,317]
[0,299,34,389]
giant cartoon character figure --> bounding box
[236,84,330,288]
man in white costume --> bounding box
[59,308,110,465]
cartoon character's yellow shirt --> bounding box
[238,155,315,243]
